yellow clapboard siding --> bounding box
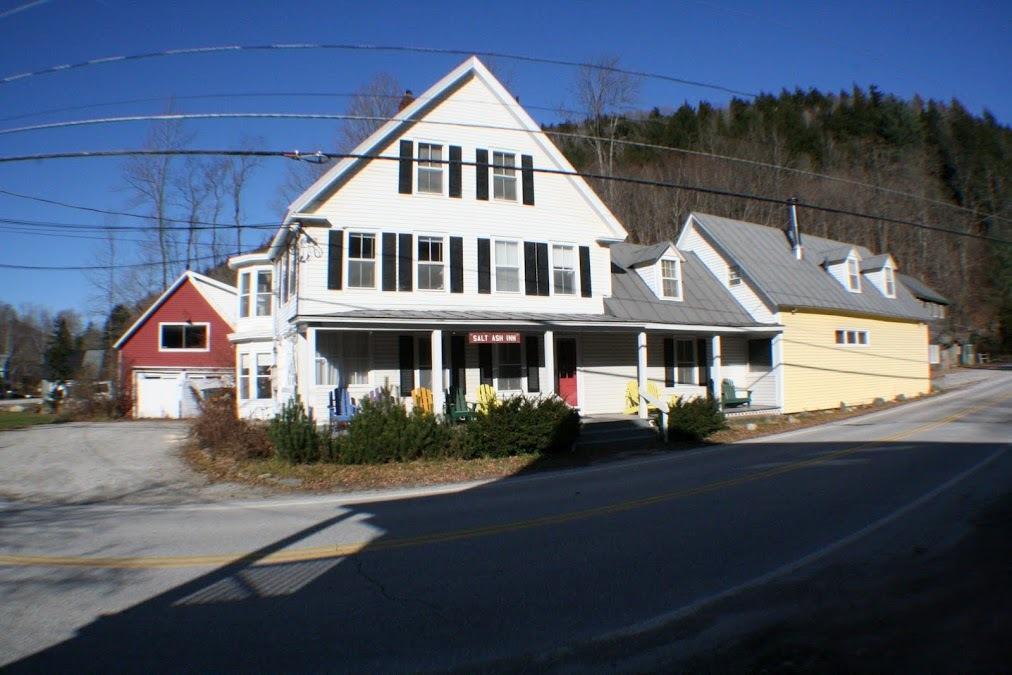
[781,310,929,412]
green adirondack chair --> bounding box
[721,378,752,408]
[445,386,477,423]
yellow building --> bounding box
[678,212,932,413]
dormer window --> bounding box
[660,258,682,299]
[417,143,443,194]
[728,266,742,287]
[883,266,896,298]
[846,258,861,292]
[492,151,517,201]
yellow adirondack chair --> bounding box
[624,379,661,414]
[476,384,498,414]
[411,387,434,414]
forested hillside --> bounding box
[549,87,1011,349]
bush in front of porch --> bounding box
[462,395,580,459]
[333,395,457,464]
[666,395,726,442]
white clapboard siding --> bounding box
[721,336,778,406]
[579,332,638,414]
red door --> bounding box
[556,338,578,406]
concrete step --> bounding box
[577,417,662,449]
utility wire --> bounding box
[1,111,1004,224]
[0,248,255,271]
[0,43,757,98]
[0,215,278,232]
[0,148,1006,245]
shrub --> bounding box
[268,397,321,463]
[666,395,726,442]
[463,395,580,458]
[340,395,455,464]
[191,388,273,460]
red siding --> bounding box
[119,279,235,376]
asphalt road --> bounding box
[2,373,1010,672]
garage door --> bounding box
[135,373,182,418]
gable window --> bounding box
[347,232,376,288]
[315,332,370,386]
[728,266,742,287]
[846,258,861,292]
[835,329,869,346]
[661,259,682,299]
[417,143,443,194]
[492,151,517,201]
[240,270,273,318]
[552,244,576,295]
[494,240,520,292]
[883,267,896,297]
[159,323,208,351]
[417,236,445,290]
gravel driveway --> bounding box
[0,421,253,504]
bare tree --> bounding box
[226,136,264,256]
[339,72,403,152]
[175,157,211,269]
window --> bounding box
[159,323,208,351]
[661,259,681,299]
[552,244,576,295]
[417,236,445,290]
[497,343,522,391]
[239,354,250,399]
[675,339,695,385]
[417,143,443,194]
[315,332,370,386]
[492,151,517,201]
[835,329,869,346]
[748,339,772,370]
[255,353,271,399]
[494,240,520,292]
[240,353,271,400]
[883,267,895,297]
[287,246,298,298]
[418,336,432,389]
[241,270,273,318]
[348,233,376,288]
[280,255,289,303]
[728,266,742,287]
[847,258,861,292]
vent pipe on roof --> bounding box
[787,197,803,260]
[398,90,415,111]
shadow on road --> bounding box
[5,438,1009,673]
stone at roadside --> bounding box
[787,416,799,424]
[746,423,758,431]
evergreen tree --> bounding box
[44,316,76,383]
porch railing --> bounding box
[639,387,669,442]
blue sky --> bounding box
[1,0,1009,321]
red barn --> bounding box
[114,271,237,418]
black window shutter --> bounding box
[381,232,397,291]
[478,344,493,386]
[521,154,535,205]
[525,335,540,392]
[579,245,592,297]
[397,233,413,291]
[696,338,710,386]
[524,241,538,295]
[449,145,462,198]
[536,242,550,296]
[327,230,343,290]
[398,335,415,394]
[450,236,464,293]
[477,238,491,294]
[475,149,489,200]
[450,335,466,394]
[663,338,675,387]
[398,140,413,194]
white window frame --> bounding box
[883,266,896,298]
[240,269,273,318]
[728,266,742,287]
[491,149,518,202]
[239,353,251,400]
[239,271,251,318]
[846,257,862,293]
[416,141,445,195]
[346,231,378,290]
[314,332,372,387]
[674,338,695,385]
[239,351,272,401]
[416,233,447,292]
[551,243,577,296]
[495,342,524,392]
[659,258,683,301]
[158,322,210,352]
[492,238,522,294]
[835,328,870,347]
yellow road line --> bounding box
[2,392,1009,570]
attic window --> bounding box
[660,259,682,299]
[846,258,861,292]
[728,266,742,287]
[883,266,896,298]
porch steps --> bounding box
[577,415,663,450]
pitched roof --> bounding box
[898,273,950,304]
[605,246,769,327]
[687,212,929,321]
[859,254,893,271]
[610,242,680,268]
[283,55,627,242]
[113,271,237,350]
[820,245,856,265]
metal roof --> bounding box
[610,242,678,268]
[689,212,930,321]
[898,273,950,305]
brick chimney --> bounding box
[398,90,415,112]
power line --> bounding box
[0,148,1007,245]
[0,215,278,232]
[0,248,253,271]
[0,43,757,98]
[2,111,1003,224]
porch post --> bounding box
[637,331,648,419]
[710,334,722,406]
[543,330,555,396]
[431,329,444,416]
[304,327,317,415]
[771,332,784,410]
